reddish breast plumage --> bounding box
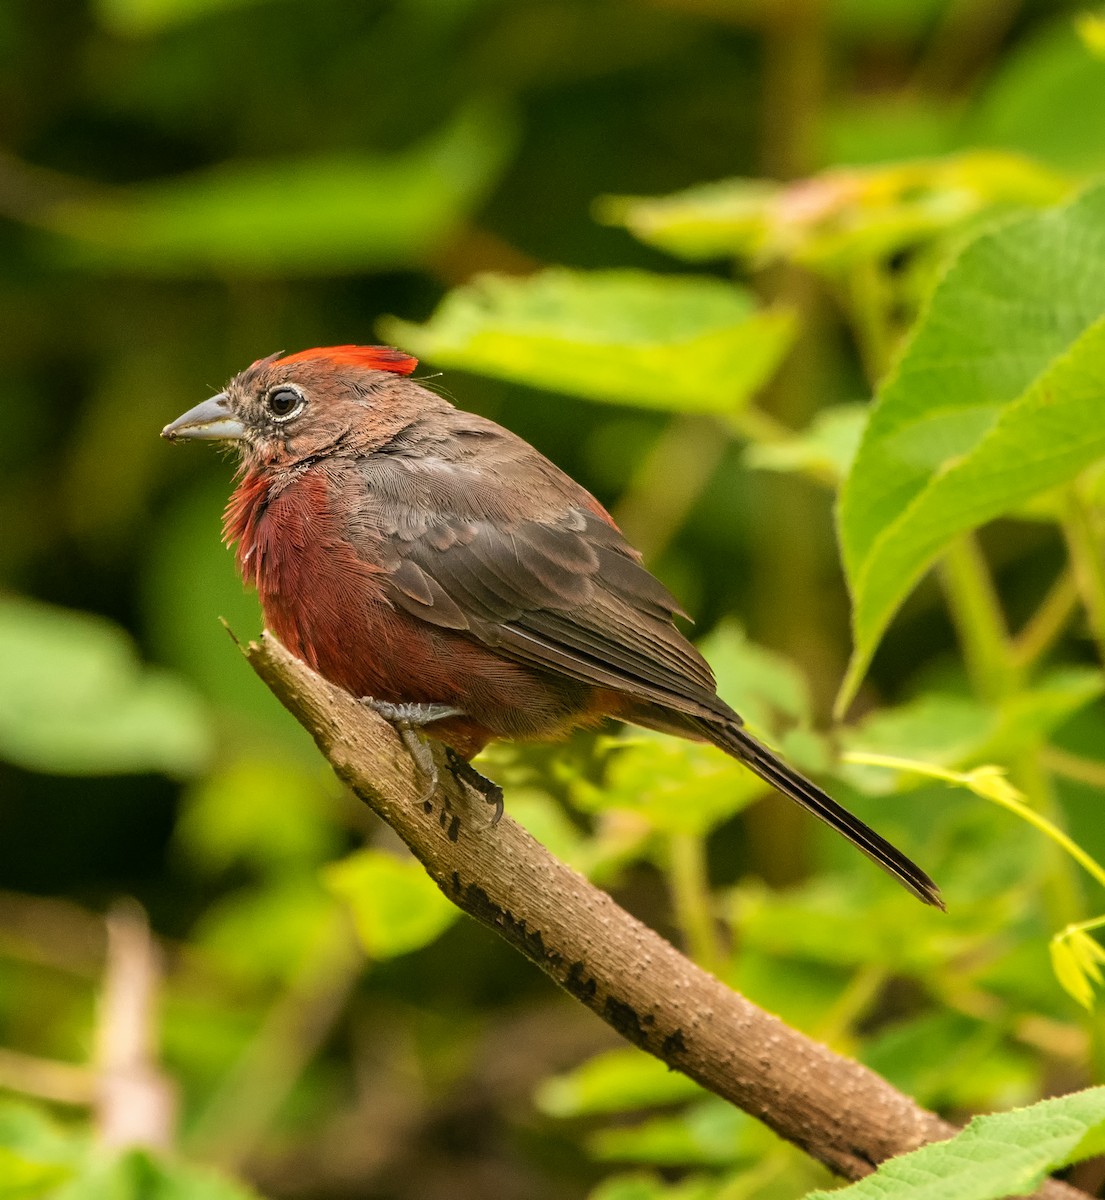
[224,460,594,758]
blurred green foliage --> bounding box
[5,1,1105,1198]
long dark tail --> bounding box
[712,721,943,909]
[624,700,944,909]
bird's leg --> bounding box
[359,699,504,824]
[445,749,505,825]
[360,700,464,802]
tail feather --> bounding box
[703,720,944,910]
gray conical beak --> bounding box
[161,392,246,442]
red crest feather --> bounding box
[272,345,418,375]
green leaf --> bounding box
[825,98,959,167]
[696,622,813,733]
[93,0,264,36]
[840,670,1104,795]
[1078,11,1105,62]
[56,1148,261,1200]
[863,1012,1037,1113]
[801,1086,1105,1200]
[41,107,512,277]
[0,596,212,777]
[837,185,1105,708]
[571,733,763,837]
[0,1105,258,1200]
[589,1173,723,1200]
[599,153,1067,270]
[505,788,589,870]
[192,878,339,985]
[734,877,971,983]
[382,268,795,414]
[589,1099,748,1167]
[535,1047,704,1118]
[568,625,828,836]
[175,756,341,875]
[743,403,867,485]
[839,692,994,795]
[0,1148,72,1199]
[323,849,458,959]
[970,22,1105,173]
[1050,927,1105,1010]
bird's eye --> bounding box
[266,385,304,421]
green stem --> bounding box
[815,964,887,1046]
[1010,744,1084,928]
[1010,568,1080,671]
[185,913,362,1167]
[667,832,723,973]
[1062,487,1105,667]
[846,259,895,386]
[612,415,729,561]
[728,404,793,445]
[1042,746,1105,793]
[845,752,1103,896]
[939,535,1018,701]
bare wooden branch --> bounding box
[244,631,1085,1197]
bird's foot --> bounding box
[445,749,505,826]
[362,700,466,727]
[360,699,465,803]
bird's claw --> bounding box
[360,698,501,815]
[445,749,505,825]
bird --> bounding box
[162,344,942,909]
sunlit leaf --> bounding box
[506,788,589,870]
[0,1147,72,1199]
[40,107,513,277]
[970,21,1105,172]
[697,622,813,733]
[599,153,1067,270]
[535,1047,704,1118]
[192,878,339,984]
[1077,11,1105,61]
[733,877,975,983]
[571,733,762,837]
[1051,935,1096,1010]
[801,1086,1105,1200]
[383,268,795,414]
[0,1105,258,1200]
[863,1012,1037,1113]
[93,0,266,35]
[1050,927,1105,1010]
[323,849,458,959]
[825,98,959,167]
[588,1173,723,1200]
[839,693,993,795]
[589,1099,748,1166]
[176,756,341,875]
[743,403,867,486]
[840,671,1103,795]
[837,185,1105,709]
[0,596,212,777]
[57,1149,262,1200]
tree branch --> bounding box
[243,631,1085,1196]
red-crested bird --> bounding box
[162,345,942,909]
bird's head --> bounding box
[161,345,438,468]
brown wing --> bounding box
[344,420,732,722]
